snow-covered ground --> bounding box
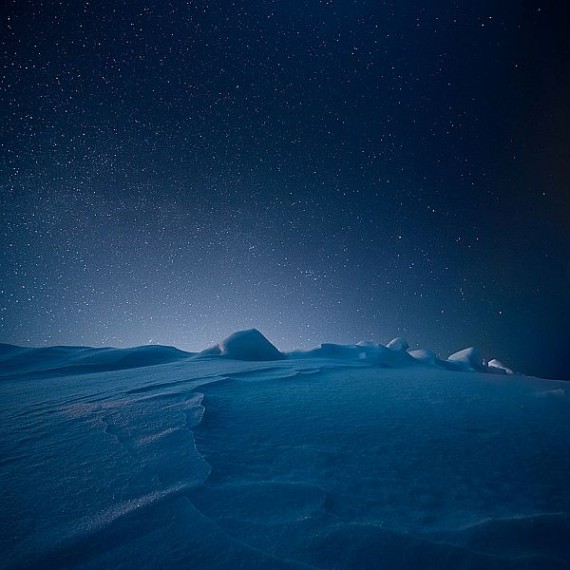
[1,331,569,569]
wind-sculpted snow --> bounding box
[0,329,514,375]
[193,329,513,374]
[199,328,285,361]
[1,331,569,569]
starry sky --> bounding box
[1,1,569,378]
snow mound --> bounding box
[79,345,193,370]
[488,358,514,375]
[289,341,416,368]
[1,332,515,377]
[289,342,369,360]
[387,337,410,351]
[287,337,514,374]
[200,329,284,361]
[408,349,439,365]
[447,346,485,371]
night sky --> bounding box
[1,1,569,378]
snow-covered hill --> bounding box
[1,330,568,569]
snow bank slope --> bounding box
[0,343,192,378]
[2,332,567,569]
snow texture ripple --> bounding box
[1,331,568,569]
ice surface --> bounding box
[2,331,569,569]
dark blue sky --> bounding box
[1,1,569,378]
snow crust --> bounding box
[1,331,567,569]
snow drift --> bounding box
[0,342,192,378]
[2,330,568,570]
[211,330,512,375]
[199,328,284,361]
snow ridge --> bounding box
[0,329,513,375]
